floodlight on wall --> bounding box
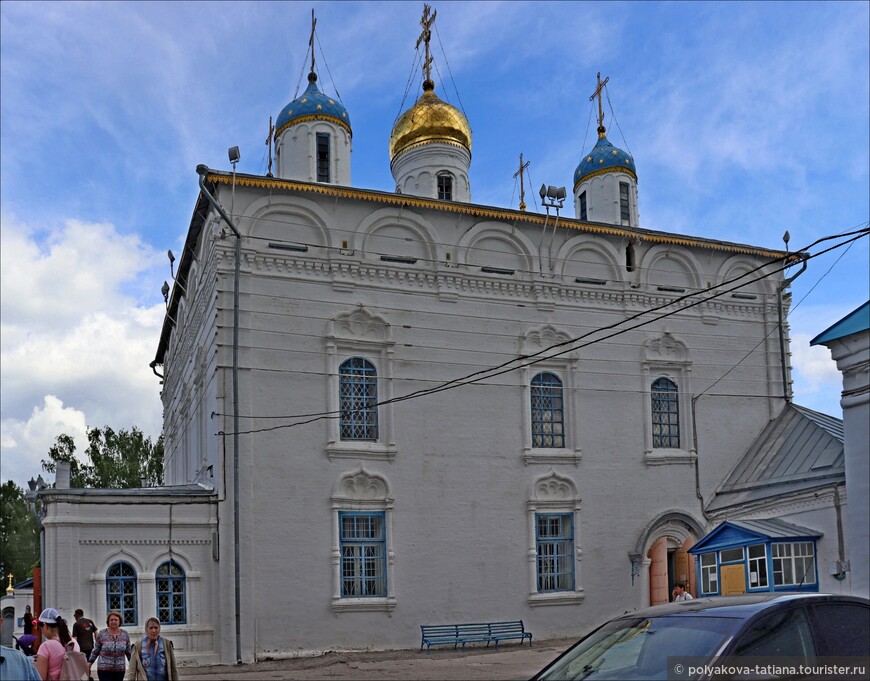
[538,183,567,274]
[168,249,176,278]
[161,280,170,306]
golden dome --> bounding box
[389,82,472,160]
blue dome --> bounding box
[275,75,351,138]
[573,135,636,189]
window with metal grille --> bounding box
[316,133,330,183]
[651,377,680,448]
[437,174,453,200]
[579,191,587,221]
[531,372,565,448]
[772,542,816,586]
[339,512,386,597]
[106,561,137,625]
[620,181,631,225]
[536,513,574,592]
[156,560,186,624]
[339,357,378,440]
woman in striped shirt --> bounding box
[89,611,131,681]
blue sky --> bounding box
[1,1,868,489]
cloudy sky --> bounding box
[1,1,868,490]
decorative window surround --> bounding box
[520,326,582,466]
[330,467,397,613]
[527,470,584,606]
[325,306,397,461]
[641,332,696,466]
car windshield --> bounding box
[536,614,740,680]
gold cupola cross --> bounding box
[416,4,437,87]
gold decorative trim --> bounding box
[206,173,788,258]
[390,137,470,162]
[275,114,352,140]
[574,165,638,191]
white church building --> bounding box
[34,8,861,665]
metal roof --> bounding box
[727,517,822,539]
[706,403,844,513]
[811,301,870,346]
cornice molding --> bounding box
[206,173,787,258]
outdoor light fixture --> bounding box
[161,280,170,305]
[538,183,567,274]
[228,146,240,166]
[168,249,176,278]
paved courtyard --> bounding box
[178,637,576,680]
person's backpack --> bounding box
[60,641,90,681]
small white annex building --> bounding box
[811,301,870,598]
[34,8,858,665]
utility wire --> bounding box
[218,228,866,434]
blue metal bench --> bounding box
[420,620,533,653]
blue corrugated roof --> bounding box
[689,518,822,554]
[811,301,870,345]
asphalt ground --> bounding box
[177,637,577,680]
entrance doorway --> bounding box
[720,564,747,595]
[648,536,697,605]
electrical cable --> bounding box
[215,228,866,434]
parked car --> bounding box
[532,593,869,680]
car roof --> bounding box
[614,594,870,620]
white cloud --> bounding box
[0,215,165,488]
[0,396,88,489]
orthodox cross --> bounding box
[589,71,609,137]
[416,4,437,84]
[266,115,274,177]
[309,9,317,75]
[513,153,531,211]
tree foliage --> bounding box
[42,426,164,489]
[0,481,40,585]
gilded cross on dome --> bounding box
[416,4,437,87]
[589,71,609,138]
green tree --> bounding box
[0,481,40,586]
[42,426,164,488]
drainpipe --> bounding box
[196,164,242,664]
[776,255,808,402]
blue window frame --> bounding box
[156,560,186,624]
[651,377,680,448]
[531,372,565,448]
[339,512,386,597]
[536,513,574,592]
[106,561,137,625]
[339,357,378,441]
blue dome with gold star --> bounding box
[573,135,636,190]
[275,73,351,138]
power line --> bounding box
[214,228,866,435]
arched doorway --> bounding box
[629,510,705,608]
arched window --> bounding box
[437,174,453,201]
[106,561,137,625]
[156,561,186,624]
[651,377,680,448]
[339,357,378,441]
[531,372,565,448]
